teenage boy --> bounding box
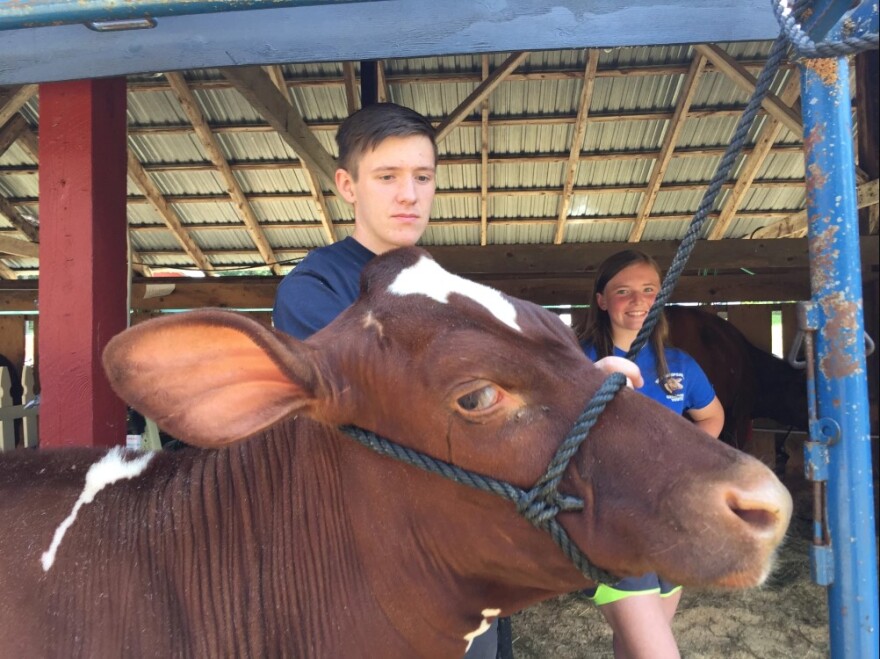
[273,102,642,659]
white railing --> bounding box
[0,364,38,451]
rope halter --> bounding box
[341,371,628,584]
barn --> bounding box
[0,1,877,657]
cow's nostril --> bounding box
[730,506,776,530]
[724,480,793,539]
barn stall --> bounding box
[0,1,877,657]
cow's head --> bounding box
[103,247,791,592]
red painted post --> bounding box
[37,78,128,448]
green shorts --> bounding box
[585,573,682,606]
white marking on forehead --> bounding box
[463,608,502,651]
[41,447,155,572]
[388,256,520,332]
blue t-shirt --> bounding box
[273,237,375,340]
[581,342,715,416]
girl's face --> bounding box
[596,262,661,335]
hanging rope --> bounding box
[772,0,878,58]
[627,34,790,360]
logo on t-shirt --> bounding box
[660,373,684,402]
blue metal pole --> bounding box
[0,0,364,31]
[799,53,879,659]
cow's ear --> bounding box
[103,310,324,447]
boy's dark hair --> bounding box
[335,103,437,179]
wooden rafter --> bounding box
[628,53,707,243]
[694,44,802,137]
[166,72,283,275]
[128,59,793,94]
[480,55,490,247]
[554,50,598,245]
[0,91,36,276]
[342,62,360,115]
[0,114,28,156]
[708,74,801,240]
[2,178,807,210]
[117,210,805,235]
[0,85,37,127]
[749,179,879,239]
[266,66,337,246]
[376,61,389,103]
[123,106,796,136]
[434,52,530,143]
[221,66,338,187]
[0,234,38,258]
[0,192,38,242]
[1,144,806,178]
[126,150,214,273]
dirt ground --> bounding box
[510,471,831,658]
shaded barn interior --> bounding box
[0,4,877,448]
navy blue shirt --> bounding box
[582,342,715,416]
[273,237,375,340]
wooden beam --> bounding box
[0,260,15,280]
[126,150,214,273]
[694,44,802,138]
[126,60,792,94]
[480,55,490,247]
[266,66,337,246]
[708,73,802,240]
[2,144,807,178]
[0,193,38,243]
[3,238,876,311]
[125,105,794,136]
[342,62,359,115]
[16,125,38,159]
[0,85,37,127]
[376,61,389,103]
[221,65,338,187]
[554,50,598,245]
[425,237,879,275]
[0,114,28,157]
[629,52,707,242]
[750,178,879,239]
[434,52,530,143]
[0,234,38,258]
[166,72,284,275]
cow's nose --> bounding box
[722,476,793,543]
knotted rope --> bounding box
[341,372,627,584]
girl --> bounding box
[578,249,724,659]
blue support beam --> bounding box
[799,51,879,659]
[0,0,781,85]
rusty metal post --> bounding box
[799,54,879,659]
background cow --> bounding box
[0,248,792,658]
[667,306,808,455]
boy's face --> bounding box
[336,134,436,255]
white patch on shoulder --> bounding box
[388,256,520,332]
[463,607,502,651]
[41,446,155,572]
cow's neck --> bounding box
[325,423,586,657]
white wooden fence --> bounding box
[0,364,38,451]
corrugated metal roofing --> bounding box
[0,39,846,278]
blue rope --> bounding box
[772,0,878,59]
[340,372,628,584]
[628,34,790,360]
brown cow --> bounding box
[667,306,808,453]
[0,248,792,658]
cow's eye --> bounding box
[457,385,501,412]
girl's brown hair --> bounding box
[576,250,670,383]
